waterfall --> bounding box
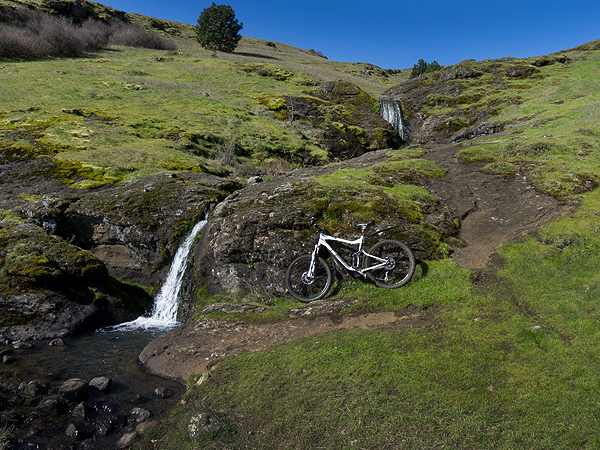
[380,99,408,142]
[109,216,208,331]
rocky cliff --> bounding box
[187,149,457,300]
[380,55,570,145]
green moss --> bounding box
[5,250,59,282]
[435,116,470,133]
[480,160,517,176]
[236,63,295,81]
[51,157,116,187]
[0,209,25,223]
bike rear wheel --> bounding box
[286,255,332,302]
[363,240,415,288]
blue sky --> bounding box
[103,0,600,69]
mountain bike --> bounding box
[286,219,415,302]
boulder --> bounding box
[22,380,50,399]
[34,396,68,416]
[188,153,456,299]
[0,292,130,341]
[154,387,172,399]
[128,407,151,425]
[58,378,88,402]
[72,402,88,420]
[116,431,137,449]
[89,376,112,392]
[188,412,222,441]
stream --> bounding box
[9,217,208,449]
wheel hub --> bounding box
[301,272,314,285]
[384,257,396,271]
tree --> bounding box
[410,59,441,78]
[195,3,243,53]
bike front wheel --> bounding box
[363,240,415,288]
[286,255,332,302]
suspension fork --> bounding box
[307,241,321,278]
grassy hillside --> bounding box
[4,2,600,449]
[1,0,408,186]
[134,41,600,450]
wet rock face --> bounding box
[189,154,457,299]
[16,171,238,287]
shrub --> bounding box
[108,20,177,50]
[0,6,176,59]
[0,26,48,58]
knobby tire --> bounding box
[363,240,415,288]
[286,255,332,302]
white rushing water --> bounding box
[109,217,208,331]
[380,99,407,141]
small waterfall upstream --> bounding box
[111,216,208,331]
[379,98,409,142]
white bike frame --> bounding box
[308,230,389,278]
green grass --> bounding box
[456,50,600,199]
[0,20,400,184]
[139,221,600,449]
[0,48,327,180]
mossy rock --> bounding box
[382,57,550,145]
[258,81,403,161]
[0,219,153,339]
[0,221,107,288]
[189,156,456,299]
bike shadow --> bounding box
[414,259,429,279]
[327,258,429,297]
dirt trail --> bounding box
[424,144,567,269]
[139,304,433,383]
[140,143,569,382]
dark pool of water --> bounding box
[8,326,185,450]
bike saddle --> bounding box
[356,220,375,228]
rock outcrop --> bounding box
[0,220,150,340]
[187,150,458,300]
[16,171,238,287]
[1,170,237,339]
[380,57,568,145]
[261,80,403,163]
